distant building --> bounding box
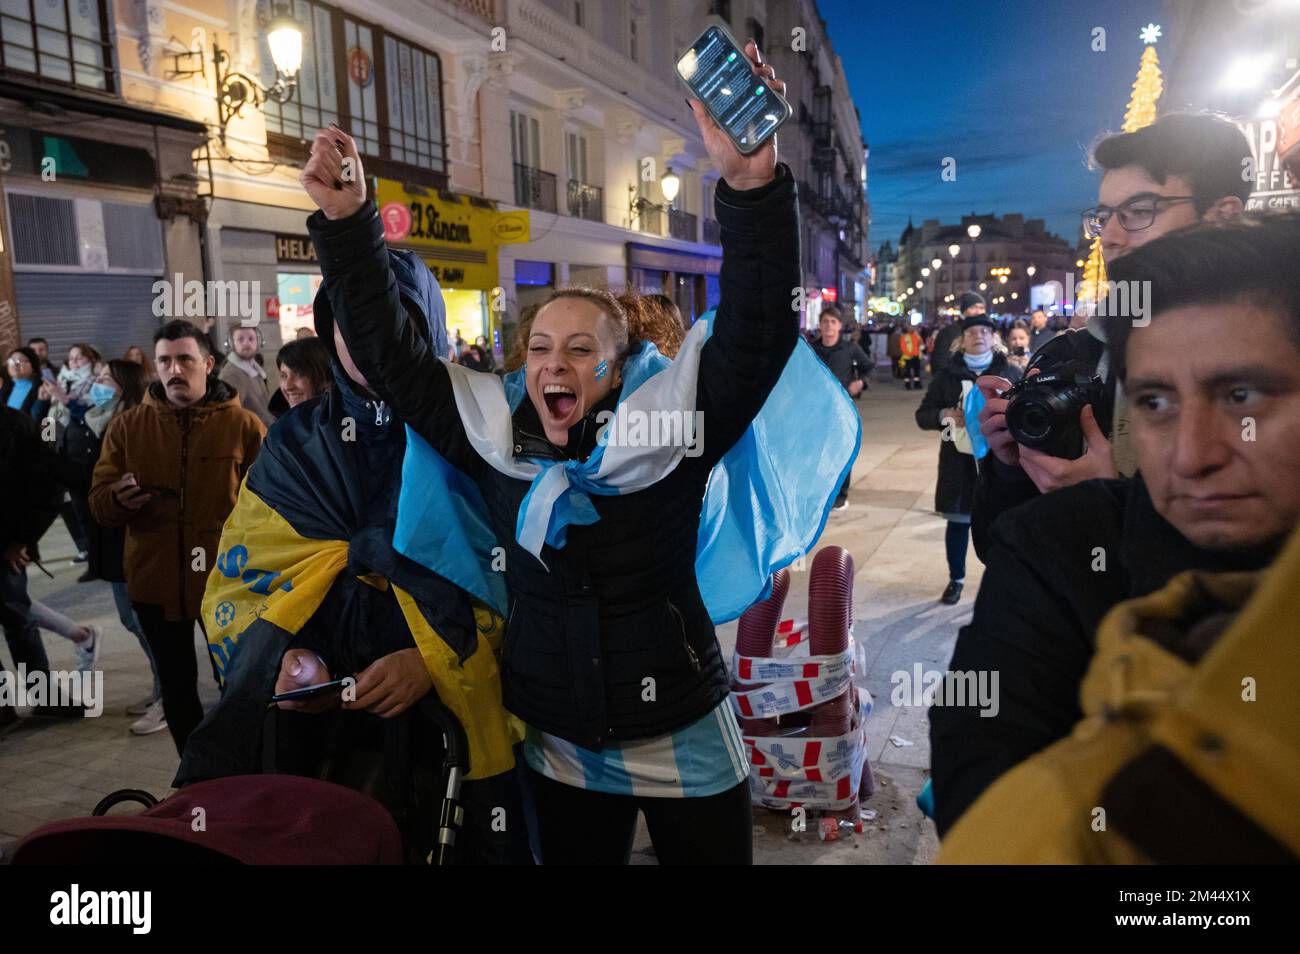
[895,213,1075,320]
[873,240,897,300]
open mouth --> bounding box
[542,383,578,421]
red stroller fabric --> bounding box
[11,774,403,865]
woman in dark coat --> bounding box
[300,42,797,865]
[916,314,1022,604]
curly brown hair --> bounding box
[504,287,687,372]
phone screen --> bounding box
[271,678,348,704]
[677,26,787,151]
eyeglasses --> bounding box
[6,355,31,366]
[1081,194,1197,239]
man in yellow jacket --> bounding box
[940,519,1300,864]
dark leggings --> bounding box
[945,520,969,582]
[526,766,753,865]
[133,603,205,755]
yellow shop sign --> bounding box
[374,179,506,289]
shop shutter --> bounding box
[6,193,80,267]
[14,272,164,362]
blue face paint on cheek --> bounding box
[594,360,608,381]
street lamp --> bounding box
[661,168,681,205]
[931,257,943,270]
[966,224,981,240]
[921,267,931,277]
[171,2,305,145]
[1026,264,1036,278]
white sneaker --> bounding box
[73,624,103,672]
[126,694,158,717]
[130,700,168,736]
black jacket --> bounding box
[930,322,962,366]
[1,380,49,420]
[915,351,1022,516]
[59,412,129,581]
[970,327,1116,560]
[309,167,801,750]
[1,406,61,556]
[811,336,871,393]
[929,473,1282,837]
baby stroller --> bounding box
[11,696,475,866]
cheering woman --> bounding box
[297,43,798,865]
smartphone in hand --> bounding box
[676,24,791,155]
[271,678,350,704]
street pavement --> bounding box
[2,362,976,864]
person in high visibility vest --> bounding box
[898,326,923,389]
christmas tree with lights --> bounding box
[1081,24,1164,305]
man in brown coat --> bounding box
[91,320,265,753]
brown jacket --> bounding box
[89,378,266,621]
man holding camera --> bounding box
[929,114,1270,838]
[929,213,1300,837]
[970,112,1253,560]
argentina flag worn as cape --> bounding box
[395,310,862,623]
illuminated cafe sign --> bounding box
[275,234,318,264]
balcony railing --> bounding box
[702,218,721,245]
[668,208,698,242]
[636,204,663,235]
[567,180,603,222]
[514,163,557,213]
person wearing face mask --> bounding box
[294,43,854,865]
[44,343,102,422]
[916,314,1023,605]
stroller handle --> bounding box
[92,789,160,816]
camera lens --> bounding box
[1010,397,1053,442]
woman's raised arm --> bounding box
[686,43,801,469]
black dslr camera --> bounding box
[1004,364,1106,460]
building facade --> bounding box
[764,0,868,327]
[894,212,1074,320]
[0,0,870,365]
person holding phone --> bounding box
[89,321,266,755]
[300,40,800,865]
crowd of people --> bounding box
[2,38,1296,866]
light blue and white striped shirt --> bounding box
[523,699,749,798]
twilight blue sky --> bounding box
[819,0,1166,251]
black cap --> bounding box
[958,291,986,313]
[962,313,995,332]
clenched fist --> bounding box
[300,125,367,220]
